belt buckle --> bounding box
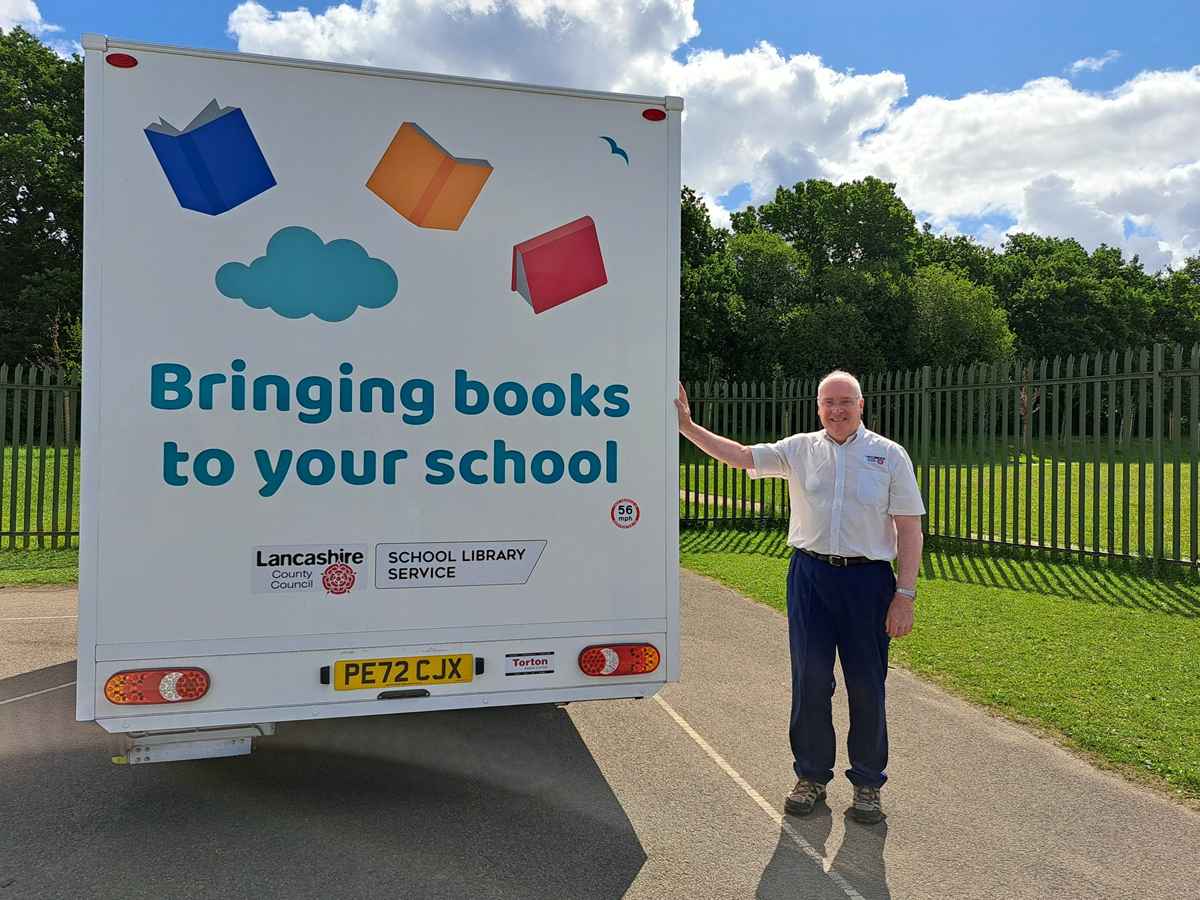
[829,555,847,567]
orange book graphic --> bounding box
[367,123,493,230]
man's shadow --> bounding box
[829,808,890,899]
[756,805,890,900]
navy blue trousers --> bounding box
[787,549,895,789]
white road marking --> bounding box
[654,694,867,900]
[0,615,78,620]
[0,682,76,706]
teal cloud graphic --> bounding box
[216,226,397,322]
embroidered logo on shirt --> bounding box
[865,455,887,466]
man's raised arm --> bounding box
[675,382,754,470]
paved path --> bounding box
[1,575,1197,899]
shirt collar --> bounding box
[820,424,867,446]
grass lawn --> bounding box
[0,546,80,585]
[2,446,79,551]
[680,525,1200,802]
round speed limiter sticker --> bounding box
[611,499,640,528]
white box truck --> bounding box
[78,35,682,763]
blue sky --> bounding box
[37,0,1200,101]
[10,0,1200,269]
[688,1,1199,100]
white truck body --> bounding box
[78,35,681,758]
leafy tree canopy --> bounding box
[3,29,1200,386]
[0,26,83,369]
[908,265,1014,368]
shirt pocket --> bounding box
[856,468,889,506]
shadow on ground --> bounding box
[0,665,645,900]
[680,524,1200,618]
[920,550,1200,617]
[756,806,890,900]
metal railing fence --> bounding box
[681,343,1200,569]
[1,365,81,549]
[7,344,1200,566]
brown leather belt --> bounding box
[798,547,876,567]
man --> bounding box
[675,371,924,824]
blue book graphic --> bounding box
[145,99,276,215]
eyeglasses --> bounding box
[818,398,860,409]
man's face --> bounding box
[817,377,864,443]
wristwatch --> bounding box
[895,587,917,599]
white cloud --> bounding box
[1069,50,1120,76]
[228,0,701,88]
[228,2,1200,269]
[228,3,905,212]
[846,70,1200,266]
[0,0,56,34]
[1,0,79,56]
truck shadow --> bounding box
[0,684,645,900]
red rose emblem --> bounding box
[322,562,356,595]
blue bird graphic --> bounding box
[599,136,629,165]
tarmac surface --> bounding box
[2,572,1198,899]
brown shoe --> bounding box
[851,785,884,824]
[784,778,827,816]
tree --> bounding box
[0,27,84,368]
[777,298,886,381]
[681,186,726,267]
[679,188,740,381]
[754,177,919,276]
[919,226,995,286]
[989,235,1153,359]
[1151,256,1200,349]
[907,265,1014,368]
[722,230,808,381]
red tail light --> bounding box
[579,644,660,676]
[105,669,210,705]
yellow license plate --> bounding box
[334,654,473,691]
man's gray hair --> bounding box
[818,370,863,399]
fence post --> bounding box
[920,365,931,534]
[1153,343,1164,572]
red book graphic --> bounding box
[511,216,607,314]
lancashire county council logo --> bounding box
[322,562,357,595]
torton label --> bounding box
[504,652,555,675]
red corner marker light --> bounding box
[105,669,210,705]
[579,644,660,676]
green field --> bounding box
[0,546,79,585]
[680,526,1200,801]
[1,446,80,550]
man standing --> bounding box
[676,371,925,824]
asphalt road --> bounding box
[2,574,1199,899]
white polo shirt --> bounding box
[749,425,925,560]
